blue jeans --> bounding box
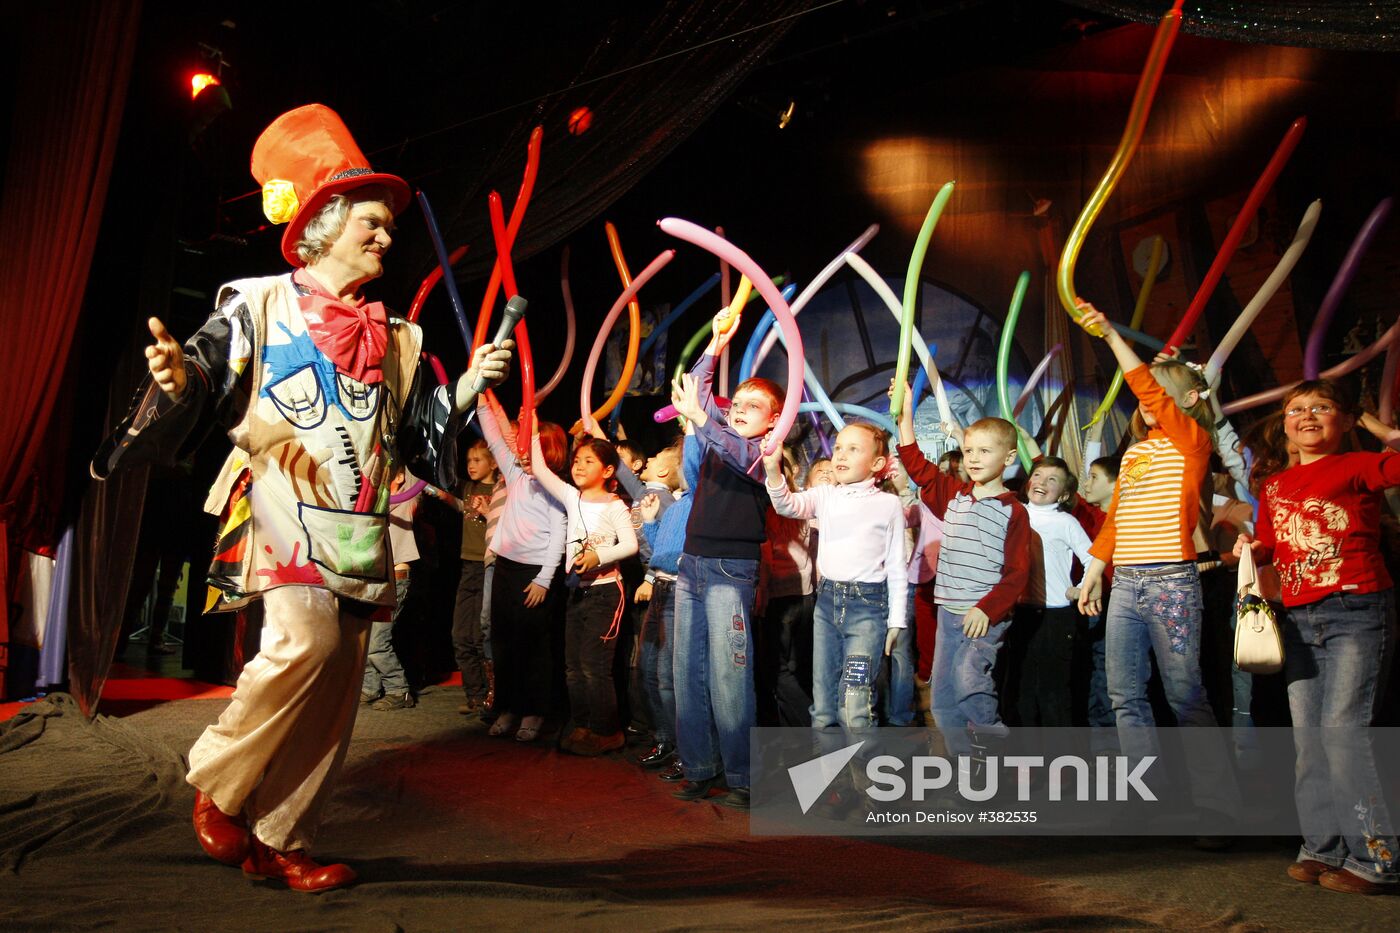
[363,574,410,696]
[1285,588,1399,883]
[811,579,888,731]
[1085,615,1119,753]
[1227,607,1260,767]
[673,554,757,787]
[1105,562,1239,816]
[930,605,1011,759]
[481,562,494,662]
[639,579,677,745]
[880,585,916,726]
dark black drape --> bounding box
[1072,1,1400,51]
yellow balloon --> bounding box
[1057,2,1182,337]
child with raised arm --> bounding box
[476,399,567,743]
[601,430,683,744]
[1074,304,1241,838]
[667,311,782,809]
[894,385,1029,764]
[1236,380,1400,893]
[763,424,906,735]
[527,434,639,755]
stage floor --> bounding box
[2,681,1396,931]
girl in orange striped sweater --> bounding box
[1075,305,1241,836]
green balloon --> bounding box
[890,181,955,422]
[996,271,1034,472]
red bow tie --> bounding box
[293,271,387,384]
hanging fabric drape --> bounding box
[0,0,143,698]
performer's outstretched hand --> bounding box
[146,317,187,401]
[471,338,515,387]
[453,339,515,414]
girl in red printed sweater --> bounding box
[1237,379,1399,894]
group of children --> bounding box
[375,299,1399,892]
[382,306,1143,806]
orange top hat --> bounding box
[251,104,411,267]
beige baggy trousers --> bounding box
[186,585,373,852]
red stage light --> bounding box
[190,72,221,100]
[568,106,593,136]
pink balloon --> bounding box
[659,218,805,457]
[654,397,729,424]
[1013,344,1062,418]
[578,250,676,433]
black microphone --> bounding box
[474,295,527,392]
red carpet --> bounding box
[0,671,465,722]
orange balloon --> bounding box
[580,221,642,427]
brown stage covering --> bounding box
[4,688,1399,931]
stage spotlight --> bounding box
[568,106,593,135]
[187,39,232,143]
[190,72,221,100]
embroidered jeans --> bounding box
[811,579,888,731]
[673,554,757,788]
[1105,562,1240,817]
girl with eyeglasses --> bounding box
[1236,379,1400,894]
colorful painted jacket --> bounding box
[93,273,465,611]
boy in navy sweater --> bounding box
[669,313,782,809]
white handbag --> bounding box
[1234,544,1284,674]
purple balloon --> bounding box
[1303,197,1392,379]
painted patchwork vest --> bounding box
[202,274,421,612]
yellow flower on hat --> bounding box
[261,179,299,224]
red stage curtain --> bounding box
[0,0,143,697]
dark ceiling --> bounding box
[67,0,1400,465]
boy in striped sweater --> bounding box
[894,384,1030,765]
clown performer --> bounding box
[91,105,514,891]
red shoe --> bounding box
[574,730,625,756]
[242,839,357,892]
[1318,868,1395,896]
[1286,859,1333,884]
[193,791,250,865]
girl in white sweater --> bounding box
[528,434,639,755]
[763,423,906,733]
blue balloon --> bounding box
[797,401,895,436]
